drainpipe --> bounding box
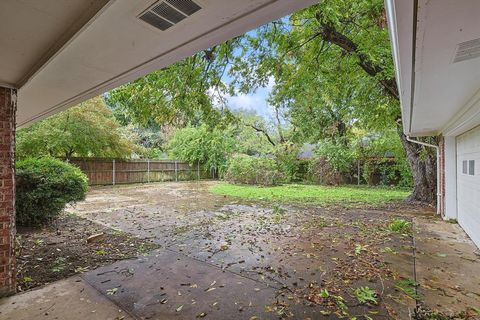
[406,136,441,215]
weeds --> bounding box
[272,204,287,223]
[51,257,66,273]
[353,286,378,304]
[388,218,412,234]
[355,244,368,255]
[395,278,421,300]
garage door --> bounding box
[457,126,480,247]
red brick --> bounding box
[0,87,16,298]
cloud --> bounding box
[209,76,276,119]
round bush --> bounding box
[224,154,282,186]
[16,157,88,226]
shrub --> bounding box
[224,154,282,186]
[273,144,301,182]
[168,125,235,178]
[16,157,88,226]
[305,157,347,185]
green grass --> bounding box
[209,183,410,207]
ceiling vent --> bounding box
[139,0,201,31]
[453,38,480,63]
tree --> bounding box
[107,40,241,129]
[167,125,236,177]
[17,96,135,159]
[227,0,436,203]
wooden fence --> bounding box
[67,158,211,186]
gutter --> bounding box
[406,136,441,215]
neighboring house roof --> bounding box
[297,143,316,160]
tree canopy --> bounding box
[17,96,136,159]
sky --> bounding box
[225,77,275,119]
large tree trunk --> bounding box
[397,126,437,204]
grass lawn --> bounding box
[209,183,411,206]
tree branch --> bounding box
[248,124,276,146]
[316,16,399,100]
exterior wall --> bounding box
[443,136,458,220]
[0,87,16,297]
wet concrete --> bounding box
[413,217,480,315]
[0,276,132,320]
[82,249,285,320]
[10,181,479,319]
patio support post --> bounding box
[0,87,16,297]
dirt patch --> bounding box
[16,213,160,292]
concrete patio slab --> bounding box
[0,276,132,320]
[81,248,316,320]
[3,182,479,319]
[414,217,480,314]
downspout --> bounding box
[406,136,441,215]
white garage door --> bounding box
[457,126,480,247]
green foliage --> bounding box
[388,218,412,234]
[17,97,135,159]
[395,278,421,300]
[315,138,357,173]
[224,154,282,186]
[273,144,301,182]
[167,125,235,176]
[319,289,330,298]
[228,0,398,136]
[355,244,367,255]
[51,257,67,273]
[16,157,88,226]
[353,287,378,305]
[359,129,412,187]
[107,41,241,128]
[210,183,409,206]
[120,124,167,159]
[222,0,414,189]
[232,112,275,156]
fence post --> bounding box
[357,160,360,186]
[147,159,150,183]
[197,161,200,181]
[112,159,116,185]
[175,160,178,182]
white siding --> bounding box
[457,126,480,247]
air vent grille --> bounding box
[139,11,173,31]
[139,0,201,31]
[167,0,201,16]
[152,2,186,24]
[453,38,480,63]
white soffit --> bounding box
[408,0,480,136]
[0,0,109,88]
[15,0,317,127]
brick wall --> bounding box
[0,87,16,297]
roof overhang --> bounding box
[386,0,480,137]
[1,0,316,127]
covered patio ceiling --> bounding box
[0,0,316,127]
